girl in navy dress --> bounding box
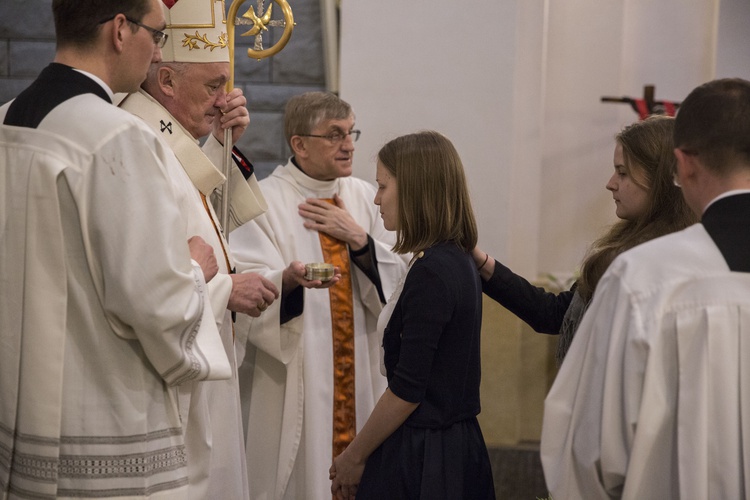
[330,130,495,499]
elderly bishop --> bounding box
[120,0,278,498]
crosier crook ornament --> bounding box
[232,0,295,61]
[219,0,295,237]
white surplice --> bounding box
[230,160,409,500]
[542,223,750,499]
[0,89,229,498]
[121,89,268,500]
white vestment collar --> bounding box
[122,89,225,196]
[279,157,342,198]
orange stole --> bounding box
[317,198,357,460]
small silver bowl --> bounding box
[304,262,334,282]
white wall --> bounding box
[538,1,626,277]
[340,0,745,280]
[716,0,750,80]
[339,0,527,273]
[539,0,719,275]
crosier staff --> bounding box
[219,0,295,237]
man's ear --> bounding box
[158,66,177,97]
[674,148,698,183]
[110,14,129,53]
[290,135,307,157]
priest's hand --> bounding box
[213,87,249,146]
[281,261,341,297]
[228,272,279,317]
[188,236,218,282]
[299,194,368,251]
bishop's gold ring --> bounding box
[258,302,268,312]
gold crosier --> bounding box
[219,0,295,236]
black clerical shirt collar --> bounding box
[4,63,112,128]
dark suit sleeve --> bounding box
[482,260,573,334]
[349,234,386,303]
[279,285,304,325]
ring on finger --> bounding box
[258,302,268,311]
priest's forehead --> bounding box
[284,91,354,140]
[311,117,356,135]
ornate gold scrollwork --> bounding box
[182,30,229,51]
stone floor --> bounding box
[488,444,549,500]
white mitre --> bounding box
[161,0,229,63]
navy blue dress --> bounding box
[357,242,495,499]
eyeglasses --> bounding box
[126,17,168,48]
[99,15,169,48]
[297,129,361,145]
